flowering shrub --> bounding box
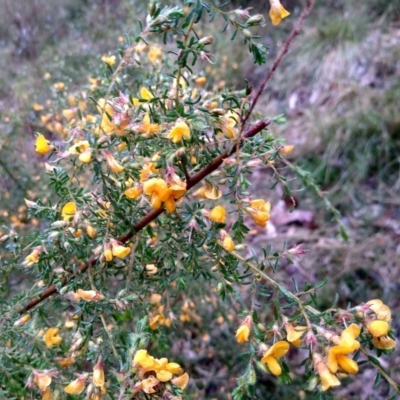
[0,1,398,399]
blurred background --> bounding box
[0,0,399,398]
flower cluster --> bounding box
[133,350,189,394]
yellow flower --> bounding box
[134,349,155,369]
[86,225,96,238]
[195,76,207,86]
[35,134,52,155]
[222,236,235,252]
[149,307,166,330]
[33,371,52,391]
[25,247,41,264]
[61,202,77,221]
[366,299,392,321]
[103,151,124,174]
[327,324,360,374]
[221,110,238,139]
[62,108,77,121]
[64,376,86,394]
[78,148,92,164]
[41,388,52,400]
[167,120,191,143]
[236,326,250,344]
[209,205,226,223]
[33,103,44,111]
[140,161,159,182]
[338,323,361,347]
[153,358,182,382]
[44,327,62,348]
[279,145,294,156]
[260,341,290,376]
[93,359,105,387]
[148,46,162,64]
[143,178,170,210]
[172,372,189,390]
[146,264,158,276]
[76,289,104,302]
[327,345,359,374]
[247,199,271,227]
[57,357,75,368]
[313,353,341,392]
[163,174,187,212]
[235,317,252,343]
[116,141,127,151]
[101,55,116,66]
[138,376,159,394]
[68,140,90,154]
[140,87,154,100]
[285,323,307,347]
[366,320,390,338]
[111,241,131,259]
[193,183,222,199]
[269,0,290,26]
[372,336,396,350]
[54,82,65,91]
[104,245,113,262]
[124,187,142,199]
[137,112,160,135]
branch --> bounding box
[242,0,317,126]
[19,119,270,314]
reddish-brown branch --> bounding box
[19,118,270,314]
[243,0,317,126]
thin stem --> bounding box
[175,15,196,108]
[230,250,319,321]
[359,346,400,396]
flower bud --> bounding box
[246,14,266,26]
[24,199,38,208]
[198,36,214,45]
[14,314,30,326]
[93,359,105,387]
[242,29,252,39]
